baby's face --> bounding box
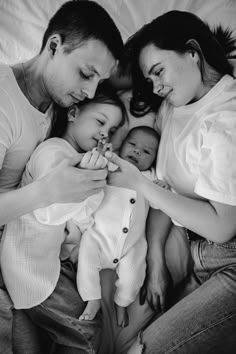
[120,129,159,171]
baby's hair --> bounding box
[49,81,127,138]
[126,126,160,144]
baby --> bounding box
[77,125,167,327]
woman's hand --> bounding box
[105,151,141,190]
[140,261,173,312]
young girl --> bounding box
[0,82,126,353]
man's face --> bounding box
[44,38,117,107]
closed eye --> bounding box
[154,68,163,77]
[144,150,151,155]
[97,119,105,125]
[80,70,93,80]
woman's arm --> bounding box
[140,177,236,243]
[106,152,236,243]
[0,155,107,226]
[141,208,173,311]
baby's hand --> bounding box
[154,179,170,190]
[79,150,107,170]
[96,138,113,156]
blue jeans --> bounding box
[0,270,51,354]
[25,261,102,354]
[128,237,236,353]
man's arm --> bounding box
[0,155,107,226]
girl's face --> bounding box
[66,102,122,152]
[120,130,159,171]
[139,43,208,107]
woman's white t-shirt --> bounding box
[156,74,236,207]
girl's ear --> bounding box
[67,105,80,122]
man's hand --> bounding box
[41,154,107,206]
[140,262,173,313]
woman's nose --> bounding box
[153,79,164,96]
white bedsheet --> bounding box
[0,0,236,64]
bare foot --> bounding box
[115,304,129,327]
[79,299,101,321]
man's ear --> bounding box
[47,34,62,57]
[68,105,80,122]
[186,39,202,63]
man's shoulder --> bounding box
[0,63,18,108]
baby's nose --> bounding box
[134,149,141,156]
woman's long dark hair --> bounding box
[125,10,236,117]
[49,81,127,138]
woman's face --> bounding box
[139,43,207,107]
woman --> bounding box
[106,10,236,353]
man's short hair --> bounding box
[40,0,123,61]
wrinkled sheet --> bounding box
[0,0,236,64]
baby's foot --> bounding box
[79,299,101,321]
[115,304,129,327]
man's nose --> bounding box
[83,81,98,99]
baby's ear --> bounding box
[67,104,80,122]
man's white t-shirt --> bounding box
[0,63,52,193]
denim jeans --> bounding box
[128,237,236,354]
[0,270,51,354]
[25,261,102,354]
[0,271,13,354]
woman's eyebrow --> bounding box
[148,63,161,75]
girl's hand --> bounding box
[105,151,141,190]
[80,150,107,170]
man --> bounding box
[0,1,123,352]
